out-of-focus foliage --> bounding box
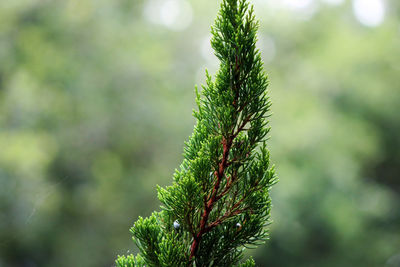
[0,0,398,266]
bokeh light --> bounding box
[321,0,345,5]
[143,0,193,31]
[352,0,385,27]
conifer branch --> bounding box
[116,0,276,266]
[190,136,233,260]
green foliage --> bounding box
[117,0,276,265]
[116,254,146,267]
[235,258,255,267]
[1,0,400,266]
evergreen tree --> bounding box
[116,0,276,266]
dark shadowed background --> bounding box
[0,0,399,266]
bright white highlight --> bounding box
[321,0,345,5]
[200,35,219,70]
[196,35,219,83]
[200,35,215,62]
[255,0,317,20]
[283,0,318,20]
[352,0,385,27]
[144,0,193,31]
[283,0,313,9]
[258,35,276,63]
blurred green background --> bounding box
[0,0,399,266]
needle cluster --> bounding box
[116,0,276,266]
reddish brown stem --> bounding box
[189,116,253,263]
[189,137,232,261]
[189,51,252,263]
[215,173,236,202]
[203,182,260,234]
[205,207,247,232]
